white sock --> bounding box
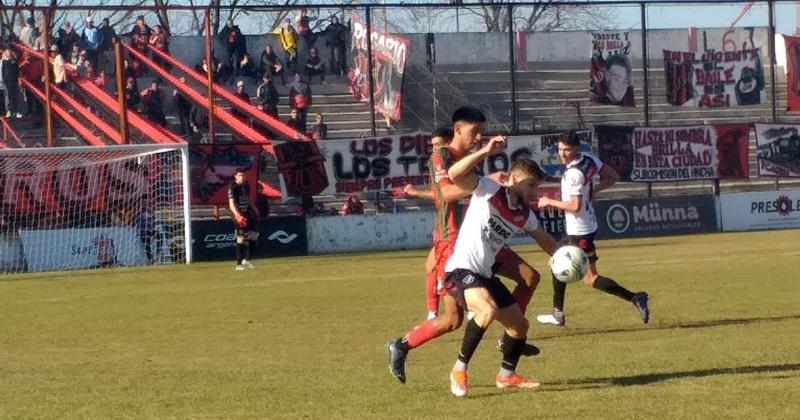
[453,360,467,371]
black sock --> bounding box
[235,242,243,264]
[244,240,252,260]
[593,275,636,301]
[248,240,256,258]
[552,274,566,312]
[500,332,526,372]
[457,319,487,365]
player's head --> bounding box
[234,168,246,185]
[430,126,454,148]
[557,131,582,165]
[508,158,547,205]
[451,106,486,151]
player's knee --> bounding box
[438,311,462,332]
[507,316,529,338]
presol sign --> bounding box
[192,216,308,261]
[595,194,718,238]
[19,227,148,271]
[720,190,800,231]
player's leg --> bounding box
[242,230,258,269]
[234,222,246,270]
[450,280,498,397]
[493,247,542,355]
[424,247,439,320]
[579,234,649,324]
[493,304,540,389]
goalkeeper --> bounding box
[228,168,260,270]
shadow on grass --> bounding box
[541,362,800,391]
[536,314,800,341]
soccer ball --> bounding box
[550,245,590,283]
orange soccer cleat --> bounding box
[495,373,541,389]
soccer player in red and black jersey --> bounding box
[228,168,260,270]
[386,107,542,384]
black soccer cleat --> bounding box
[495,338,541,357]
[632,292,650,324]
[386,338,408,384]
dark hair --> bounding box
[509,158,547,180]
[431,127,454,141]
[605,54,631,75]
[558,130,582,148]
[235,168,246,174]
[451,106,486,124]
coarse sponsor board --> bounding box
[19,227,148,271]
[720,190,800,231]
[595,194,718,238]
[191,216,307,261]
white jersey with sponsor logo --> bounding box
[561,153,603,235]
[445,177,539,278]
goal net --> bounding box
[0,144,192,273]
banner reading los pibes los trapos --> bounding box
[596,124,750,181]
[315,131,592,196]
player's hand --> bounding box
[537,197,551,209]
[488,171,508,186]
[403,183,417,197]
[483,135,507,154]
[235,213,247,226]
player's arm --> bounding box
[447,135,507,191]
[596,164,619,193]
[526,226,559,257]
[228,197,242,219]
[537,169,583,212]
[403,184,435,201]
[538,194,581,213]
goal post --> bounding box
[0,144,192,274]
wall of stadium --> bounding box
[306,211,434,254]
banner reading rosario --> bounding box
[315,131,592,195]
[596,124,750,181]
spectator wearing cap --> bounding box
[19,18,38,48]
[310,113,328,141]
[50,45,67,89]
[218,19,247,76]
[231,80,250,123]
[57,22,80,60]
[81,16,103,68]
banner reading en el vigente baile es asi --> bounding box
[663,48,764,108]
[590,31,635,107]
[595,124,750,181]
[314,131,592,196]
[754,124,800,177]
[347,14,409,121]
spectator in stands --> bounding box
[238,52,259,81]
[141,80,167,126]
[340,195,364,215]
[81,16,102,68]
[149,25,171,72]
[98,18,116,75]
[256,74,280,117]
[219,19,247,76]
[190,103,209,143]
[33,20,47,51]
[91,67,106,90]
[69,45,83,67]
[122,58,137,83]
[304,47,325,84]
[216,58,233,85]
[57,21,80,60]
[309,113,328,140]
[124,77,140,109]
[259,44,286,86]
[1,50,22,118]
[295,9,317,50]
[273,18,298,75]
[289,72,312,125]
[19,18,38,49]
[195,57,210,77]
[19,51,43,117]
[75,50,92,77]
[128,15,152,77]
[286,108,305,132]
[50,46,67,89]
[173,76,193,136]
[231,80,250,123]
[323,15,349,77]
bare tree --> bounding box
[464,0,616,33]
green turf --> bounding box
[1,230,799,419]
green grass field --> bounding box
[2,230,799,419]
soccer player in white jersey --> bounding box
[442,136,559,397]
[536,132,649,326]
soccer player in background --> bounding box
[228,168,260,270]
[535,132,649,326]
[442,136,559,396]
[386,107,542,384]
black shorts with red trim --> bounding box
[565,232,599,263]
[234,210,258,236]
[443,268,516,311]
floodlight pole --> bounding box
[768,0,777,122]
[114,38,130,144]
[42,9,54,147]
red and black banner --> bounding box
[784,35,800,111]
[596,124,750,181]
[189,144,262,205]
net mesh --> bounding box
[0,145,188,273]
